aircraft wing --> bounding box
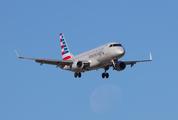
[15,50,73,66]
[122,53,152,67]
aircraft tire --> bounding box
[106,73,109,78]
[78,72,81,78]
[74,72,78,78]
[102,73,105,78]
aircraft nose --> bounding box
[117,47,125,56]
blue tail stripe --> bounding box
[65,51,69,54]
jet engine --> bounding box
[72,61,90,70]
[115,61,126,71]
[77,61,84,68]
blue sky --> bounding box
[0,0,178,120]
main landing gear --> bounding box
[102,72,109,78]
[74,72,81,78]
[102,66,109,78]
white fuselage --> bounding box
[62,42,125,72]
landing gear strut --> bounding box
[102,66,109,78]
[74,72,81,78]
[112,59,117,70]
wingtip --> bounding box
[15,50,19,58]
[15,50,24,59]
[150,53,152,60]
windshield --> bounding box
[109,44,122,47]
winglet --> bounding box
[150,53,152,61]
[15,50,19,58]
[15,50,24,58]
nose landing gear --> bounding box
[111,59,117,70]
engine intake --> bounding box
[115,61,126,71]
[77,61,83,68]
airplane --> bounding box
[15,33,152,78]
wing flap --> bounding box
[108,53,152,67]
[35,59,73,66]
[15,50,73,66]
[123,53,152,67]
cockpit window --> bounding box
[109,44,122,47]
[113,44,122,47]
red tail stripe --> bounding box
[61,45,64,49]
[62,51,65,55]
[60,39,62,42]
[63,56,71,60]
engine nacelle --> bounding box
[115,61,126,71]
[77,61,84,68]
[71,61,90,70]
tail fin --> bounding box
[59,33,74,60]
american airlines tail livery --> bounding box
[15,33,152,78]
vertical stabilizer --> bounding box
[59,33,74,60]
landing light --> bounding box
[89,60,92,63]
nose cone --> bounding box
[117,47,125,57]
